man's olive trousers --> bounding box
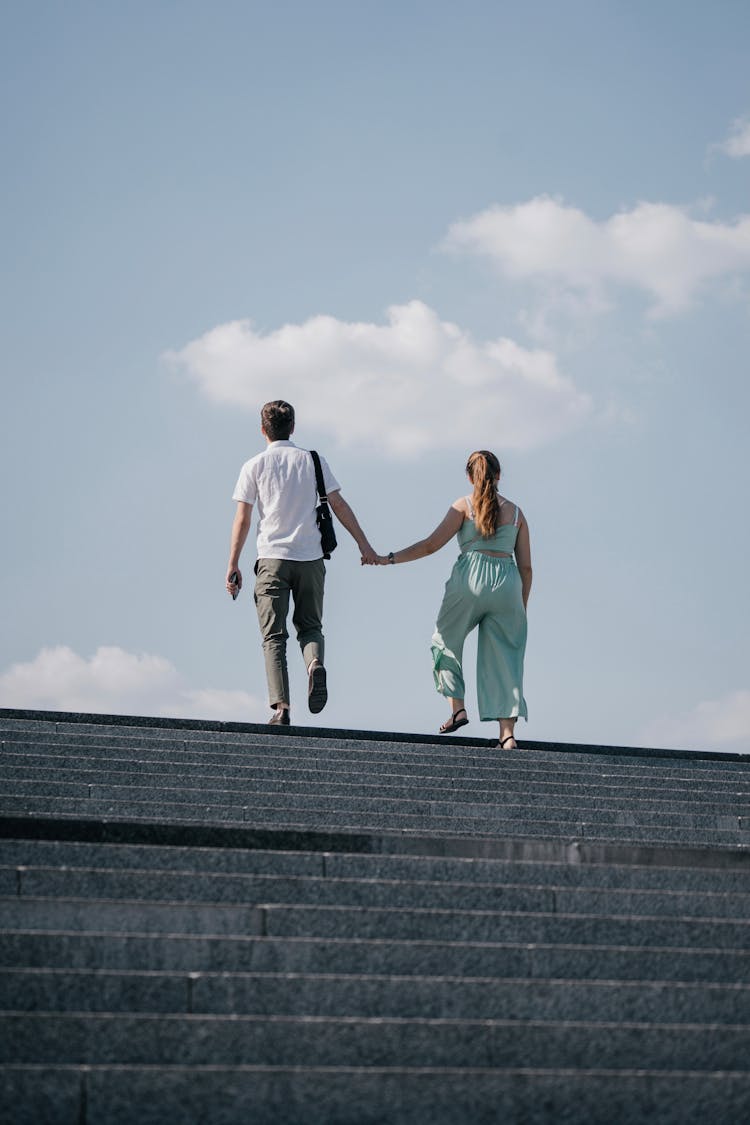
[254,557,325,708]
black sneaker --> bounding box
[308,664,328,714]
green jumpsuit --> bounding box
[431,500,528,722]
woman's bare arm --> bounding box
[378,500,466,564]
[514,516,532,608]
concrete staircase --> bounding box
[1,708,749,1124]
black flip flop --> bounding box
[439,708,469,734]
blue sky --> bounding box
[2,0,749,752]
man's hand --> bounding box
[360,544,378,566]
[226,567,242,596]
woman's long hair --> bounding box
[466,450,501,538]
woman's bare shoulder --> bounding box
[499,496,526,525]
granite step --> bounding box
[4,714,750,856]
[3,968,749,1024]
[4,864,750,919]
[4,930,749,982]
[4,729,749,784]
[5,733,750,796]
[5,773,748,825]
[2,804,748,851]
[1,711,745,754]
[4,837,750,893]
[2,792,746,846]
[4,784,749,834]
[2,896,749,947]
[3,1064,750,1125]
[8,759,750,811]
[2,709,750,1125]
[3,1011,750,1069]
[4,726,750,781]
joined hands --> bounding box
[360,549,390,566]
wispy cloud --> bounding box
[714,114,750,159]
[0,646,266,723]
[443,196,750,317]
[166,300,592,456]
[641,689,750,754]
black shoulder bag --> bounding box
[310,450,337,559]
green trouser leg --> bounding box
[476,597,528,721]
[254,558,325,707]
[431,562,479,702]
[432,554,528,721]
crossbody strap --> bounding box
[310,450,327,502]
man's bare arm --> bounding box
[327,490,377,564]
[226,502,253,592]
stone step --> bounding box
[7,787,750,841]
[4,815,750,871]
[5,780,748,830]
[3,968,750,1024]
[2,801,746,850]
[4,930,748,982]
[4,729,748,783]
[2,896,749,947]
[5,724,749,769]
[3,710,750,1124]
[4,838,750,893]
[3,804,748,853]
[3,1012,750,1069]
[5,864,750,919]
[3,1064,750,1125]
[4,723,748,839]
[3,710,745,758]
[2,733,746,796]
[7,759,749,809]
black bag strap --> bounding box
[310,450,328,502]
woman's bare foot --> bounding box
[498,718,518,750]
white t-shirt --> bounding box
[232,440,341,561]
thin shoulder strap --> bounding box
[514,505,519,527]
[310,451,327,501]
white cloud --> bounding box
[516,283,614,346]
[443,196,750,316]
[0,646,266,723]
[715,115,750,159]
[641,689,750,754]
[166,300,592,455]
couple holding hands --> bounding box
[226,400,531,749]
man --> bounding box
[226,400,376,725]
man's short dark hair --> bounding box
[261,400,295,441]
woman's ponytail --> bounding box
[466,450,501,538]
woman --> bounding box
[374,451,531,749]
